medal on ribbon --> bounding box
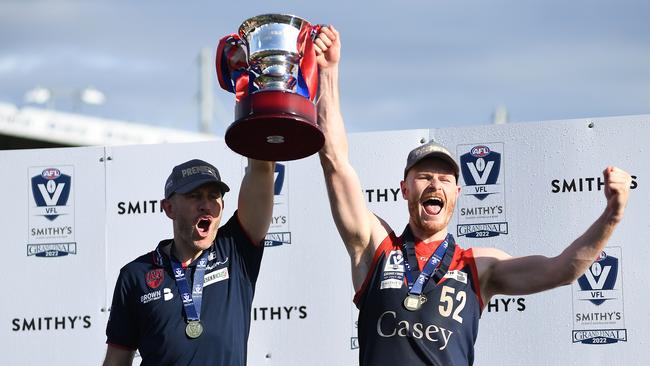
[403,294,427,311]
[170,248,210,339]
[185,320,204,339]
[400,227,455,312]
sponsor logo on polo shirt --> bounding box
[141,290,162,304]
[204,267,229,287]
[206,256,228,270]
[443,270,468,284]
[163,288,174,301]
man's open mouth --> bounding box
[196,218,212,234]
[422,197,444,215]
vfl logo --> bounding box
[145,269,164,289]
[380,250,405,290]
[387,251,404,270]
[31,168,72,221]
[577,251,618,306]
[460,146,501,200]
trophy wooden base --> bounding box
[225,91,324,161]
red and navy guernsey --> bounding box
[106,212,263,365]
[355,227,484,366]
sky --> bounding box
[1,0,649,136]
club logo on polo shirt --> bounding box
[27,166,77,257]
[146,269,164,289]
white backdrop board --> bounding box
[1,115,647,365]
[1,146,108,365]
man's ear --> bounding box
[400,180,408,200]
[161,198,174,219]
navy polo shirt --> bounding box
[106,212,263,365]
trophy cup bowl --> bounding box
[222,14,324,161]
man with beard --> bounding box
[103,158,274,365]
[314,26,632,365]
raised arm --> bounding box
[238,159,275,244]
[315,26,389,290]
[476,166,632,304]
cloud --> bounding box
[0,47,168,77]
[0,54,43,74]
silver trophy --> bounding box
[217,14,324,161]
[239,14,307,92]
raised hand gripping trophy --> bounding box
[216,14,324,161]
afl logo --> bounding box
[596,251,607,262]
[470,146,491,158]
[41,168,61,180]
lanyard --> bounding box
[400,226,454,297]
[169,249,209,322]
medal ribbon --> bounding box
[170,249,209,322]
[400,226,455,297]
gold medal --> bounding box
[185,321,203,339]
[403,294,426,311]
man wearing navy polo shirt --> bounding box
[103,158,274,365]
